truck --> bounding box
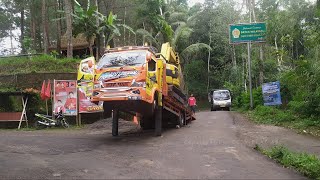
[77,42,195,136]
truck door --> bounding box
[146,58,157,96]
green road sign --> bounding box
[229,23,266,44]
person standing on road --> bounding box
[188,94,197,115]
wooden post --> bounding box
[18,96,28,129]
[76,88,79,126]
[45,100,48,115]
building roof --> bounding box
[49,33,95,51]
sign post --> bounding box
[229,22,266,109]
[262,81,282,106]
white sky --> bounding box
[188,0,205,6]
[188,0,316,6]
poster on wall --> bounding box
[78,82,103,113]
[262,81,282,106]
[53,80,77,116]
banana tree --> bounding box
[97,11,135,48]
[72,0,98,56]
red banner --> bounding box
[53,80,77,116]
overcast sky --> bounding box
[188,0,316,7]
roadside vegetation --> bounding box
[230,59,320,137]
[0,55,79,75]
[255,145,320,180]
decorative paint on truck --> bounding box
[77,57,103,113]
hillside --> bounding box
[0,55,80,75]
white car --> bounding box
[209,89,232,111]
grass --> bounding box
[255,145,320,180]
[243,105,320,137]
[0,55,80,75]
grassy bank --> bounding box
[0,55,79,75]
[255,145,320,180]
[242,105,320,137]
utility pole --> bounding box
[248,0,253,109]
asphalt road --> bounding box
[0,111,304,179]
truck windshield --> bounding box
[213,90,230,100]
[97,50,147,68]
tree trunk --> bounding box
[232,45,237,67]
[64,0,73,58]
[88,37,94,57]
[275,35,280,66]
[95,0,100,60]
[42,0,49,54]
[259,45,264,85]
[20,6,25,54]
[56,0,62,56]
[207,35,211,93]
[30,0,36,52]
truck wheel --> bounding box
[112,110,119,136]
[178,112,185,127]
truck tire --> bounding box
[178,112,185,127]
[112,110,119,136]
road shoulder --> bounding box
[232,112,320,158]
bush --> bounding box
[0,55,80,75]
[263,146,320,180]
[251,105,296,125]
[234,87,264,110]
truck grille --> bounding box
[103,82,131,87]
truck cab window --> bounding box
[148,59,156,71]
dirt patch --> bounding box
[85,118,142,135]
[232,112,320,158]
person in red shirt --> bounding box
[188,94,197,115]
[65,91,77,115]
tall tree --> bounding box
[56,0,62,56]
[42,0,49,54]
[64,0,73,58]
[20,3,25,54]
